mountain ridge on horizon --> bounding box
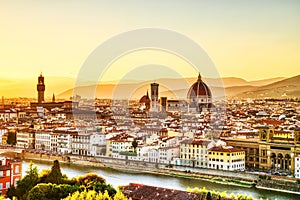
[57,76,292,99]
[1,75,298,99]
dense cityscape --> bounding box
[0,73,299,199]
[1,1,300,199]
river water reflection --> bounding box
[22,161,298,200]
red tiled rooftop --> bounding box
[181,139,210,146]
[123,183,201,200]
[209,146,244,153]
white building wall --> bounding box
[208,160,245,171]
[35,132,51,151]
[16,131,31,148]
[148,149,159,163]
[57,134,72,154]
[111,141,133,158]
[159,146,180,164]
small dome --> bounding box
[139,91,150,103]
[187,73,212,99]
[140,95,150,103]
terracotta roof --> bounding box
[181,139,210,146]
[124,183,201,200]
[209,146,244,153]
[110,133,134,141]
[258,119,284,126]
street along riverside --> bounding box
[21,151,300,200]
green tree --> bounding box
[131,140,138,152]
[90,181,116,197]
[206,191,212,200]
[45,160,63,184]
[27,183,80,200]
[7,161,39,200]
[38,169,51,183]
[63,190,117,200]
[77,173,105,186]
[7,131,16,146]
[76,173,116,197]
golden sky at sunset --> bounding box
[0,0,300,97]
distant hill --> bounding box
[57,76,293,99]
[219,77,285,87]
[233,75,300,99]
[0,74,294,99]
[248,77,286,87]
[225,85,257,97]
[58,76,287,99]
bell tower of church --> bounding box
[37,73,45,104]
[150,83,159,112]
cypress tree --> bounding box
[46,160,63,184]
[206,191,212,200]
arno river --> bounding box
[22,161,298,200]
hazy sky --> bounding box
[1,0,300,82]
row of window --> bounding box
[208,152,244,156]
[181,160,207,166]
[182,144,207,148]
[181,155,206,160]
[181,148,207,154]
[0,170,10,177]
[72,145,91,149]
[209,158,244,162]
[208,163,244,169]
[0,182,10,189]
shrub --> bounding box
[27,183,80,200]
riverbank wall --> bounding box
[23,152,257,181]
[257,179,300,193]
[23,152,300,194]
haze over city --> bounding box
[1,1,300,93]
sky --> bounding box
[0,0,300,84]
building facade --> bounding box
[180,139,214,168]
[0,157,22,195]
[224,127,300,172]
[208,146,245,171]
[16,128,35,149]
[258,126,300,172]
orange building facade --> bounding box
[0,157,22,196]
